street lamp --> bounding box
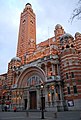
[41,84,44,119]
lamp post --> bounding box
[41,84,44,119]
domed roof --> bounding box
[25,3,32,8]
[55,24,62,30]
[60,33,73,41]
[75,32,81,37]
[11,57,21,62]
[26,3,31,6]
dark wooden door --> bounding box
[29,91,37,109]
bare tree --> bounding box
[70,0,81,22]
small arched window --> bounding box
[71,44,74,48]
[66,45,69,48]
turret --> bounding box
[7,57,21,87]
[54,24,65,45]
[75,32,81,53]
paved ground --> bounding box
[0,110,81,120]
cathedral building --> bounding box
[0,3,81,111]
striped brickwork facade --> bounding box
[0,3,81,111]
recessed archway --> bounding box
[17,66,46,88]
[16,66,46,109]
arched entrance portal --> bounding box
[17,66,46,110]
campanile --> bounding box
[16,3,36,63]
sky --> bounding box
[0,0,81,74]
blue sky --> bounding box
[0,0,81,74]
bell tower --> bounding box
[16,3,36,63]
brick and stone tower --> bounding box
[59,33,81,110]
[54,24,64,48]
[75,32,81,63]
[7,57,21,88]
[16,3,36,64]
[75,32,81,53]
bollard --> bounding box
[54,112,57,118]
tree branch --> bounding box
[70,0,81,22]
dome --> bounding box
[26,3,31,6]
[60,33,73,41]
[11,57,21,62]
[25,3,32,8]
[55,24,62,30]
[75,32,81,37]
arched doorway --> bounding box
[16,66,46,110]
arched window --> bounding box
[66,45,69,48]
[71,44,74,48]
[41,64,45,71]
[67,86,70,94]
[27,75,42,86]
[73,85,77,94]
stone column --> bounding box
[59,83,63,100]
[52,63,54,75]
[45,63,48,77]
[37,89,40,109]
[19,90,22,110]
[54,65,56,75]
[58,82,64,111]
[57,64,59,75]
[20,89,23,109]
[54,86,57,101]
[27,91,29,110]
[54,84,57,111]
[16,90,17,106]
[19,90,20,108]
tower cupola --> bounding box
[54,24,65,47]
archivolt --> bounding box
[16,66,46,88]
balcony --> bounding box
[47,75,61,82]
[40,54,59,62]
